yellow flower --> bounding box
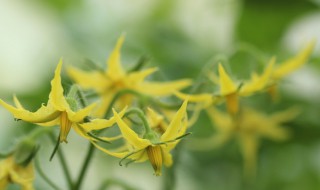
[0,60,96,143]
[175,59,274,115]
[0,156,34,190]
[93,100,188,176]
[272,41,315,80]
[204,106,299,178]
[146,108,169,134]
[268,41,315,100]
[217,59,274,114]
[67,35,192,117]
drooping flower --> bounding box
[67,35,192,117]
[0,156,34,190]
[93,100,188,176]
[0,60,97,143]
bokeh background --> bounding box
[0,0,320,190]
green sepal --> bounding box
[143,131,159,144]
[128,55,150,73]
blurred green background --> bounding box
[0,0,320,190]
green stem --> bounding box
[233,43,267,65]
[35,156,61,190]
[76,86,88,108]
[151,99,181,110]
[98,179,138,190]
[67,85,79,98]
[49,133,74,190]
[74,90,138,189]
[128,55,150,73]
[162,142,184,190]
[74,89,150,190]
[124,108,151,134]
[73,143,95,190]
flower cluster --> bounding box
[0,35,314,189]
[175,41,315,177]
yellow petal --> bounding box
[138,79,192,96]
[270,107,300,123]
[92,142,129,158]
[36,117,60,127]
[67,66,110,93]
[81,106,128,131]
[72,124,91,140]
[99,134,123,142]
[93,94,114,118]
[273,41,315,79]
[13,95,25,109]
[0,98,60,123]
[147,108,165,127]
[161,100,188,142]
[240,57,275,96]
[187,104,202,128]
[218,63,237,96]
[129,150,148,163]
[106,35,125,80]
[127,67,158,84]
[258,124,290,141]
[10,161,35,188]
[162,149,173,167]
[48,59,69,111]
[67,103,96,123]
[174,91,213,105]
[0,159,9,188]
[239,134,258,178]
[206,107,232,131]
[0,178,8,190]
[113,109,151,150]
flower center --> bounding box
[146,145,163,176]
[225,92,239,115]
[59,112,72,143]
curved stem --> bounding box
[49,133,74,190]
[124,108,151,134]
[35,156,61,190]
[98,179,138,190]
[151,99,181,110]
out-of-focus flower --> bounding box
[67,35,192,117]
[147,108,168,134]
[268,41,315,100]
[0,60,96,143]
[0,156,34,190]
[93,100,188,176]
[202,106,299,177]
[0,138,38,190]
[175,59,274,115]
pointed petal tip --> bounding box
[116,34,126,49]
